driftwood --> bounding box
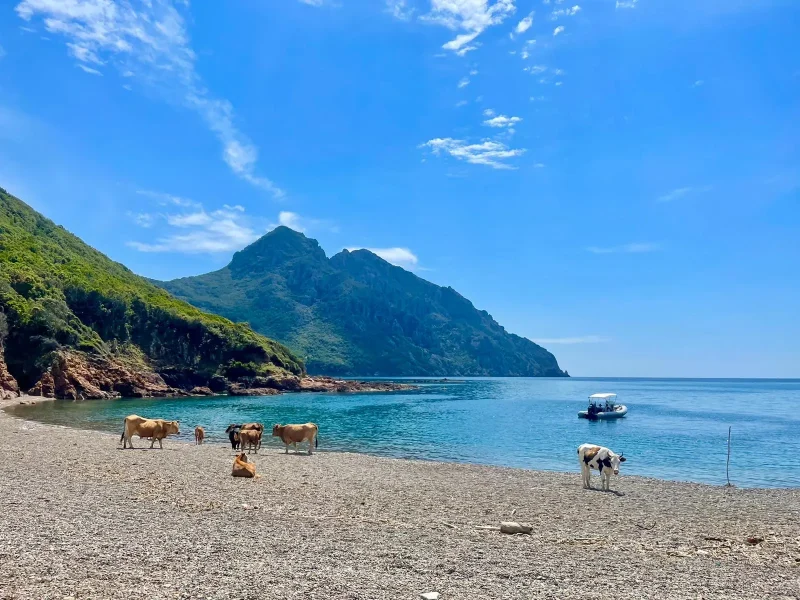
[475,522,533,535]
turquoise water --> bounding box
[10,377,800,488]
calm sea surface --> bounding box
[10,378,800,488]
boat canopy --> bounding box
[589,393,617,399]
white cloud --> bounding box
[551,5,580,18]
[128,203,259,254]
[553,25,565,36]
[533,162,545,168]
[268,211,336,234]
[346,247,419,270]
[16,0,284,198]
[130,213,154,228]
[298,0,325,6]
[483,108,496,117]
[424,0,517,55]
[657,185,712,203]
[77,64,102,75]
[458,77,470,88]
[515,13,533,34]
[455,100,468,107]
[136,189,199,208]
[529,95,545,101]
[693,79,704,87]
[616,0,637,7]
[520,49,529,59]
[469,69,478,75]
[483,114,522,128]
[277,211,305,232]
[387,0,415,20]
[586,243,660,254]
[421,137,526,169]
[534,335,610,345]
[524,64,547,74]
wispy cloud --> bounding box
[514,12,533,34]
[387,0,415,20]
[455,100,468,107]
[423,0,517,55]
[553,25,565,36]
[421,138,526,170]
[129,213,154,228]
[136,189,200,209]
[346,247,419,270]
[692,79,704,87]
[551,5,581,19]
[534,335,611,345]
[524,65,547,74]
[483,114,522,128]
[656,185,712,203]
[16,0,284,198]
[77,64,102,76]
[128,203,259,254]
[269,211,338,234]
[586,243,660,254]
[616,0,638,8]
[458,77,470,88]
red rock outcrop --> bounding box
[27,350,183,400]
[0,349,20,400]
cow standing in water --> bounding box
[225,425,241,450]
[578,444,626,491]
[272,423,319,455]
[194,426,205,445]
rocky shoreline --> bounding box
[1,397,799,599]
[0,348,415,402]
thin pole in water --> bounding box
[725,426,733,487]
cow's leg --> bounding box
[580,464,589,488]
[158,438,164,449]
[285,443,289,454]
[308,438,313,455]
[150,438,156,449]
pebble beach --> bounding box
[1,398,799,600]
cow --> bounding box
[225,424,241,450]
[194,426,205,445]
[272,423,319,455]
[119,414,180,449]
[239,428,262,454]
[578,444,626,491]
[241,423,264,449]
[232,453,257,478]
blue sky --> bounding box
[1,0,798,378]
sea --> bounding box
[10,377,800,488]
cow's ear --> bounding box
[620,456,627,462]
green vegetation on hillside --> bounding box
[0,188,303,389]
[160,226,567,377]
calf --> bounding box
[578,444,626,491]
[272,423,319,455]
[225,424,241,450]
[239,428,262,454]
[194,426,205,445]
[240,423,264,449]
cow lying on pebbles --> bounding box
[232,453,257,478]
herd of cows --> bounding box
[118,414,627,489]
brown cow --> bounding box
[272,423,319,455]
[194,426,205,445]
[120,414,180,449]
[232,453,257,478]
[241,423,264,449]
[239,428,262,454]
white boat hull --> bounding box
[578,405,628,420]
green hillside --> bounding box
[0,188,303,394]
[160,226,567,377]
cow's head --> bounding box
[225,424,240,434]
[166,420,180,435]
[610,451,626,475]
[272,424,283,437]
[236,452,248,463]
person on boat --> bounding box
[587,403,597,418]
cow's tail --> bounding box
[314,423,319,448]
[119,417,128,444]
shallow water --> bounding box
[11,377,800,487]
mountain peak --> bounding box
[230,226,327,272]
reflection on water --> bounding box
[10,377,800,488]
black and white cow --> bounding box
[578,444,626,491]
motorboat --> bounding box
[578,393,628,420]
